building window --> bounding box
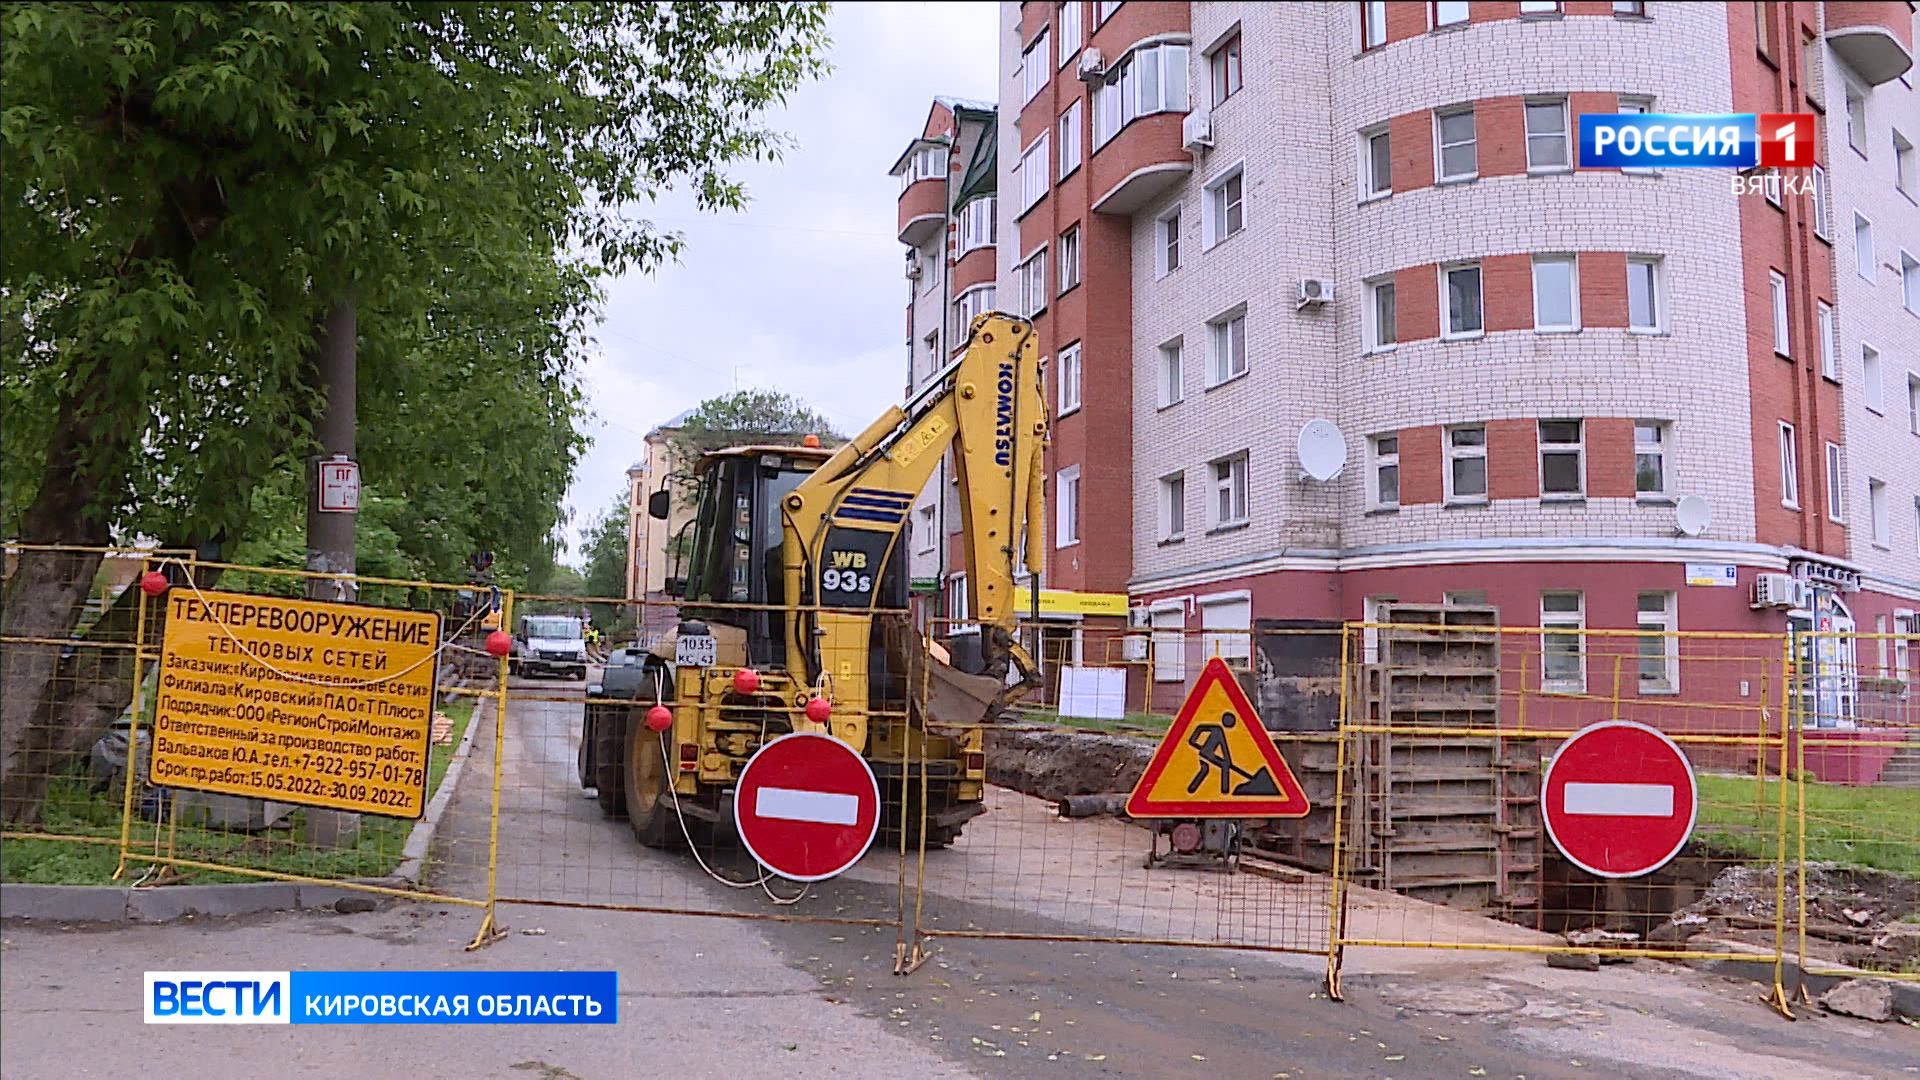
[1022,30,1050,105]
[1769,270,1790,356]
[1541,591,1586,694]
[1818,301,1836,380]
[951,285,996,344]
[1754,1,1774,59]
[1436,107,1477,181]
[1539,420,1584,498]
[1365,276,1397,351]
[1097,0,1122,23]
[1627,256,1662,332]
[1908,372,1919,434]
[1361,1,1387,50]
[1811,163,1830,238]
[1207,310,1248,386]
[1201,596,1252,664]
[1635,421,1669,497]
[1613,0,1645,14]
[1157,208,1181,276]
[916,503,937,554]
[1057,1,1082,68]
[1016,247,1047,317]
[1445,424,1488,503]
[1203,165,1245,246]
[1058,225,1081,293]
[1058,101,1083,179]
[1525,99,1570,171]
[1209,32,1242,106]
[1160,471,1186,540]
[1870,478,1890,546]
[1521,0,1562,12]
[1846,86,1867,155]
[1864,345,1883,413]
[1159,339,1184,407]
[1532,255,1577,331]
[1854,214,1874,280]
[1619,97,1654,174]
[1431,1,1469,29]
[1090,42,1191,148]
[1057,342,1082,415]
[1056,465,1080,547]
[1637,592,1678,692]
[1779,421,1799,508]
[1896,131,1916,196]
[1442,262,1483,338]
[898,145,949,191]
[1362,126,1392,199]
[956,196,996,255]
[1369,434,1400,509]
[1211,453,1250,527]
[1019,135,1049,214]
[1902,252,1919,313]
[1825,441,1845,521]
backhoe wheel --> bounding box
[590,706,626,818]
[624,715,677,849]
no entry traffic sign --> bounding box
[1542,720,1698,879]
[734,732,880,882]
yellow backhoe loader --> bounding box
[580,312,1049,849]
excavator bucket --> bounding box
[879,616,1034,728]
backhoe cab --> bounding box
[582,313,1048,853]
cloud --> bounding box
[560,2,997,560]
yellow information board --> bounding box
[150,591,442,819]
[1010,587,1130,618]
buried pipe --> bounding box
[1056,793,1131,819]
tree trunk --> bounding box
[0,386,120,822]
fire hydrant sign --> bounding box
[151,591,441,818]
[318,460,360,512]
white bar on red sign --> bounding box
[1563,781,1674,817]
[755,787,859,826]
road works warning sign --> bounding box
[1126,657,1311,819]
[151,591,441,818]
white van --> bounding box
[513,615,588,679]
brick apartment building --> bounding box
[894,1,1918,715]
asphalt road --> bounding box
[4,674,1917,1079]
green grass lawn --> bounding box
[1695,773,1920,877]
[1011,704,1171,736]
[1,697,477,886]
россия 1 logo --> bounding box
[1579,113,1815,169]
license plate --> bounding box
[675,633,717,668]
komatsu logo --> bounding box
[993,361,1015,467]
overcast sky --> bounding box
[559,2,997,559]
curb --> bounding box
[1684,947,1919,1019]
[2,689,489,926]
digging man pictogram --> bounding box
[1183,711,1283,797]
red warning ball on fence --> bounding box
[732,668,761,696]
[646,705,674,733]
[139,571,169,597]
[484,630,512,657]
[804,696,832,724]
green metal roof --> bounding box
[953,114,998,208]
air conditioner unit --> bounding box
[904,254,922,280]
[1752,572,1802,609]
[1181,111,1213,151]
[1076,48,1106,81]
[1297,278,1335,307]
[1129,606,1151,629]
[1121,634,1149,662]
[1788,579,1815,610]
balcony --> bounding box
[898,178,946,246]
[1825,1,1914,85]
[1089,112,1191,216]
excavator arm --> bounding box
[778,312,1049,749]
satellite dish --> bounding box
[1296,419,1348,482]
[1674,495,1712,537]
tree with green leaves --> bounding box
[668,389,844,476]
[581,493,632,604]
[0,1,830,820]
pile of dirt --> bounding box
[985,728,1153,803]
[1671,863,1920,972]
